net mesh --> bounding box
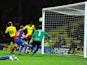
[44,10,84,55]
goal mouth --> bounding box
[42,1,87,58]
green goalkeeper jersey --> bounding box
[32,30,50,42]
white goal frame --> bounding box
[42,1,87,58]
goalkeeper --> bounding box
[30,25,50,55]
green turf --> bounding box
[0,50,87,65]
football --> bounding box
[39,17,43,22]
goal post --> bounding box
[84,2,87,58]
[42,1,87,58]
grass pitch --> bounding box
[0,50,87,65]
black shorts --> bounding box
[9,37,14,42]
[32,41,41,46]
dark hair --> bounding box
[38,25,42,29]
[7,21,13,26]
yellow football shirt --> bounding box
[23,25,35,36]
[5,26,17,37]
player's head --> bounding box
[7,21,13,26]
[20,25,23,29]
[38,25,42,29]
[29,22,33,26]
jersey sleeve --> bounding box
[44,31,50,38]
[5,27,9,33]
[33,25,36,32]
[23,25,27,30]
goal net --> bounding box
[42,1,87,58]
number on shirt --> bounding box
[9,29,14,34]
[38,31,42,36]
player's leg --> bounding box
[10,37,17,54]
[16,39,24,55]
[31,41,36,53]
[26,36,32,44]
[31,44,36,53]
[23,41,29,54]
[0,56,7,60]
[0,56,10,60]
[22,38,31,53]
[32,41,41,55]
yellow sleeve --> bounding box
[23,25,28,30]
[5,27,9,34]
